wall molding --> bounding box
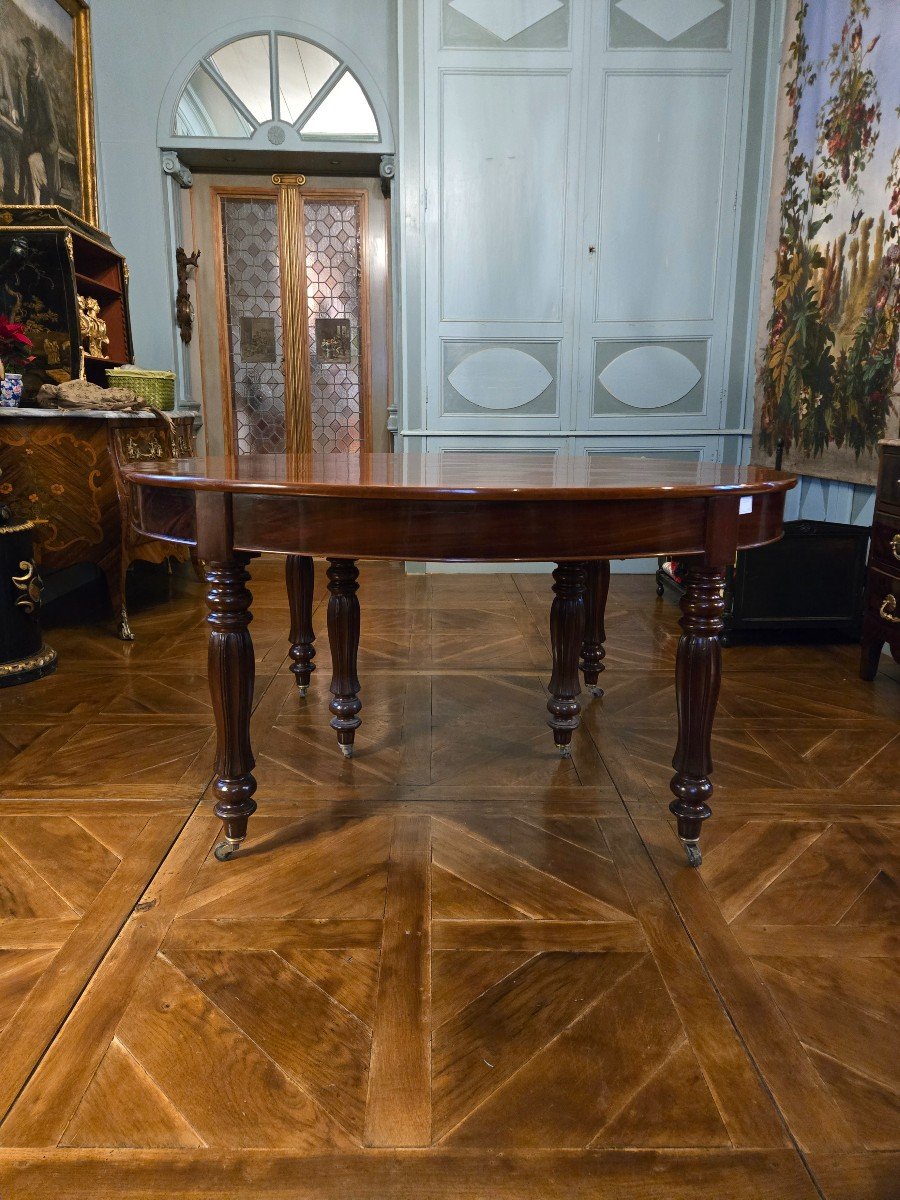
[401,427,751,437]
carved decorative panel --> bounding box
[443,0,569,49]
[220,196,287,454]
[593,447,705,462]
[580,439,715,460]
[593,341,708,416]
[610,0,730,49]
[303,198,363,454]
[594,72,728,323]
[441,73,569,322]
[433,443,564,470]
[444,343,557,416]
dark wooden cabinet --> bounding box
[860,439,900,679]
[0,205,133,398]
[658,519,870,643]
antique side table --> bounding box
[121,452,795,867]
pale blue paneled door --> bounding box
[418,0,757,466]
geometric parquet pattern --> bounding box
[0,558,896,1198]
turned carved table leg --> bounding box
[286,554,316,696]
[669,563,726,867]
[206,555,257,862]
[547,562,587,757]
[327,558,361,758]
[580,559,610,698]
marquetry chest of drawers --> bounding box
[0,408,196,639]
[860,439,900,679]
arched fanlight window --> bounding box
[174,33,379,141]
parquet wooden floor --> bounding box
[0,558,897,1198]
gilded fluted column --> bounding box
[273,173,312,455]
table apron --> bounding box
[131,487,786,562]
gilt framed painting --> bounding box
[752,0,899,485]
[0,0,98,224]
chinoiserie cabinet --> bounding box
[860,439,900,679]
[0,409,195,639]
[0,205,133,399]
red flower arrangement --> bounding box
[0,315,35,373]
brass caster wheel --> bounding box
[682,841,702,868]
[214,838,242,862]
[557,743,572,759]
[297,685,309,698]
[340,743,353,759]
[587,685,603,699]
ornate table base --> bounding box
[279,553,723,865]
[285,557,612,759]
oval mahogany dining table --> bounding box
[121,452,796,867]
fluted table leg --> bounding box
[669,563,726,867]
[286,554,316,696]
[580,559,610,697]
[206,555,257,861]
[327,558,362,757]
[547,562,587,757]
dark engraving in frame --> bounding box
[315,316,351,363]
[239,316,277,364]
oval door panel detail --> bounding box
[448,347,554,410]
[598,345,702,409]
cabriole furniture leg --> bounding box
[286,554,316,695]
[205,554,257,862]
[580,559,610,697]
[327,558,362,757]
[669,563,726,867]
[547,562,587,757]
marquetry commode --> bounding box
[0,408,196,638]
[860,439,900,679]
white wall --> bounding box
[89,0,398,374]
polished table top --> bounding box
[121,452,795,502]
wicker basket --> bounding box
[106,367,175,412]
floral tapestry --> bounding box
[752,0,899,485]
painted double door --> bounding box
[419,0,761,464]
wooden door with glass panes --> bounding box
[186,174,391,458]
[185,174,390,456]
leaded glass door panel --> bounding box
[220,192,288,454]
[304,194,368,453]
[212,182,375,455]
